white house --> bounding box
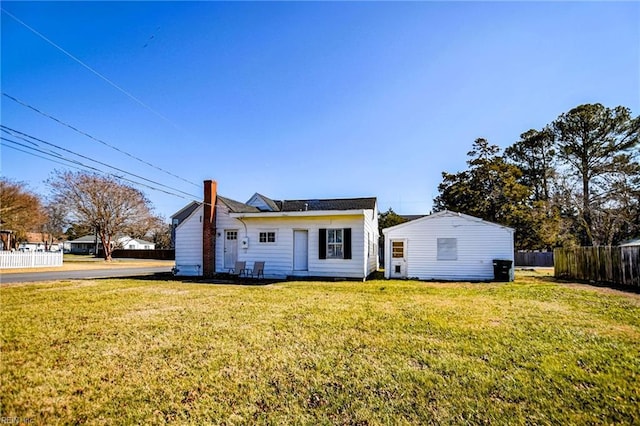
[119,237,156,250]
[67,235,155,254]
[382,210,514,281]
[172,180,379,280]
[17,232,62,252]
[620,238,640,247]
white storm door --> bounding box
[293,230,309,271]
[224,230,238,269]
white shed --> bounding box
[382,210,514,281]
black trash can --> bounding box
[493,259,512,282]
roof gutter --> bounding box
[229,209,369,219]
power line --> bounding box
[0,7,184,133]
[1,125,200,199]
[2,92,200,188]
[2,139,85,171]
[1,136,199,201]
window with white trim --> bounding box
[437,238,457,261]
[392,241,404,258]
[327,228,343,259]
[259,231,276,243]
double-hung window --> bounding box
[327,229,343,259]
[319,228,351,260]
[259,231,276,243]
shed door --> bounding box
[224,230,238,269]
[293,230,308,271]
[390,239,407,278]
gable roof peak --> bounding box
[246,193,281,212]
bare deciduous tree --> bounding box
[48,171,155,261]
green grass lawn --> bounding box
[1,272,639,425]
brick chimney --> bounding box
[203,180,217,278]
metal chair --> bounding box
[228,261,246,278]
[246,261,265,279]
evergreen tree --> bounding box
[434,138,533,249]
[552,104,639,245]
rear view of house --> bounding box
[383,210,514,281]
[173,180,379,280]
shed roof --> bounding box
[383,210,513,234]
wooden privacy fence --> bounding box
[554,246,639,288]
[515,251,554,267]
[111,249,175,260]
[0,251,63,269]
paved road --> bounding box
[0,266,172,284]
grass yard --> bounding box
[1,272,639,425]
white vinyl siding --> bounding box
[174,204,203,276]
[218,210,375,279]
[383,212,513,281]
[173,198,379,280]
[362,206,380,277]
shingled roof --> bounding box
[274,197,377,212]
[218,196,261,213]
[173,195,377,217]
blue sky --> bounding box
[2,1,639,219]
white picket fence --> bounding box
[0,251,63,269]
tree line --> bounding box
[433,103,639,249]
[0,171,172,260]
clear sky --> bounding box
[1,1,639,219]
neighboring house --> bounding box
[119,237,156,250]
[68,235,155,254]
[67,235,100,254]
[170,201,200,248]
[18,232,62,251]
[172,180,379,279]
[619,238,640,247]
[382,210,514,281]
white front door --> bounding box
[293,230,308,271]
[224,230,238,269]
[390,239,407,278]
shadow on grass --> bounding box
[95,272,280,286]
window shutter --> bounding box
[319,228,326,259]
[343,228,351,259]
